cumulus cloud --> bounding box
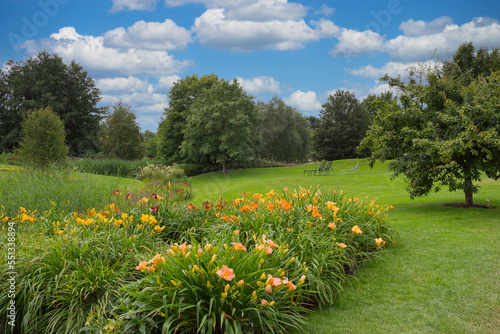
[236,76,281,94]
[285,90,322,112]
[156,75,181,93]
[97,76,152,94]
[19,27,192,77]
[330,28,384,57]
[385,17,500,61]
[330,17,500,62]
[110,0,158,12]
[223,0,307,22]
[193,10,338,51]
[345,60,440,79]
[104,19,192,51]
[399,16,453,37]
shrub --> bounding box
[17,106,69,168]
[135,163,186,183]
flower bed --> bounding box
[0,186,396,334]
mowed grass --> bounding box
[190,159,500,333]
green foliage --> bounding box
[157,74,220,164]
[100,102,144,160]
[0,51,104,155]
[258,96,312,163]
[71,158,152,178]
[360,43,500,206]
[135,163,186,183]
[142,130,158,158]
[181,79,262,172]
[18,106,69,168]
[315,90,371,161]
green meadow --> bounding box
[190,159,500,333]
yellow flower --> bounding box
[351,225,363,235]
[375,238,385,246]
[338,243,347,249]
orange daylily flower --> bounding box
[375,238,385,246]
[282,201,292,211]
[328,222,336,230]
[266,239,279,248]
[338,243,347,249]
[231,242,247,251]
[240,204,250,213]
[351,225,363,235]
[216,265,235,281]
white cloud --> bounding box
[104,19,192,51]
[193,9,338,51]
[330,17,500,62]
[165,0,254,8]
[223,0,307,22]
[236,76,281,94]
[345,60,440,79]
[314,4,335,17]
[285,90,322,112]
[386,17,500,61]
[110,0,158,12]
[330,28,384,58]
[20,27,192,77]
[156,75,181,93]
[97,76,152,94]
[399,16,453,37]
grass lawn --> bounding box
[190,159,500,333]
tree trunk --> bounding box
[464,175,473,207]
[222,159,227,173]
[465,191,473,207]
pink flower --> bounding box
[216,265,235,281]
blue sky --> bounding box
[1,0,499,132]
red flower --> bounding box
[150,206,159,212]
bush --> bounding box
[17,106,69,168]
[135,163,186,183]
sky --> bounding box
[1,0,500,132]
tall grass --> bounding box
[70,159,152,178]
[0,166,139,216]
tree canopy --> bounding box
[314,90,371,161]
[359,42,500,206]
[0,51,104,155]
[181,79,262,172]
[157,74,220,164]
[258,96,312,163]
[100,102,143,160]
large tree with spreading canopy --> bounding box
[359,43,500,207]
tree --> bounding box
[181,79,262,173]
[18,106,69,167]
[314,90,371,160]
[0,51,105,155]
[258,96,312,162]
[142,130,158,158]
[359,43,500,207]
[157,74,220,164]
[100,102,143,160]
